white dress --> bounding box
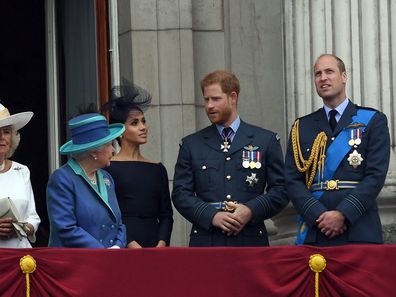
[0,161,41,248]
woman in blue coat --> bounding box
[47,112,127,248]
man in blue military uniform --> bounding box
[285,54,390,246]
[172,70,288,247]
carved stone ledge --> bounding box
[383,224,396,244]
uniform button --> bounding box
[259,230,263,235]
[193,229,198,234]
[306,148,310,152]
[226,175,231,180]
[226,194,232,200]
[101,224,106,229]
[202,165,207,170]
[110,239,114,244]
[331,137,335,141]
[100,239,103,243]
[226,157,231,161]
[111,225,115,229]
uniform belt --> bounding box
[310,180,360,191]
[208,201,239,212]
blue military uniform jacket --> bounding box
[285,101,390,245]
[47,163,126,248]
[172,120,288,246]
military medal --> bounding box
[246,173,259,187]
[221,141,231,152]
[242,145,262,169]
[355,128,362,145]
[347,149,363,168]
[256,151,262,169]
[348,127,363,147]
[242,151,250,168]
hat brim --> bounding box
[59,123,125,155]
[0,112,33,131]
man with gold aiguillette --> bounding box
[285,54,390,246]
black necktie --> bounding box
[329,109,338,131]
[222,127,233,144]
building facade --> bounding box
[2,0,395,246]
[116,0,396,245]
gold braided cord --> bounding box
[291,120,327,189]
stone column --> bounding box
[117,0,286,246]
[280,0,396,244]
[117,0,195,246]
[193,0,286,241]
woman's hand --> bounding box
[0,218,15,239]
[127,240,142,249]
[23,223,34,236]
[156,240,166,248]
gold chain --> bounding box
[291,119,327,189]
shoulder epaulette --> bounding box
[354,104,378,112]
[296,107,323,121]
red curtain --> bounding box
[1,245,395,297]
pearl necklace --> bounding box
[87,173,97,185]
[82,167,97,185]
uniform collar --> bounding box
[216,115,241,135]
[324,98,349,120]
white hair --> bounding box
[69,143,108,161]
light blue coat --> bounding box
[47,162,126,248]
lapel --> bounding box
[202,124,224,151]
[67,159,116,220]
[202,121,254,155]
[313,101,357,137]
[312,108,332,135]
[333,101,357,135]
[228,121,254,155]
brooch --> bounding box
[103,178,111,187]
[347,150,363,168]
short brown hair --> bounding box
[200,70,240,96]
[315,54,346,73]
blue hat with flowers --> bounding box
[59,113,125,155]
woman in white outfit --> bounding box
[0,103,40,247]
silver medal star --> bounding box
[246,173,259,187]
[347,149,363,168]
